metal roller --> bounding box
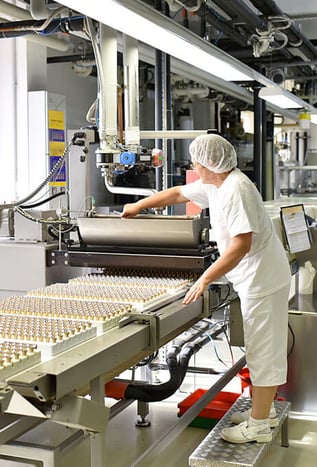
[77,215,209,249]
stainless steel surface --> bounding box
[0,420,86,466]
[189,398,290,467]
[7,298,204,401]
[0,267,206,467]
[0,229,217,466]
[281,309,317,415]
[77,215,208,248]
[0,241,87,297]
[229,297,244,347]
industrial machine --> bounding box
[0,212,243,467]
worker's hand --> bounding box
[182,277,209,305]
[120,203,140,218]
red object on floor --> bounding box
[105,380,129,399]
[239,368,252,392]
[178,389,240,420]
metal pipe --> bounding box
[212,0,265,30]
[261,99,269,200]
[99,23,118,144]
[0,0,69,51]
[140,130,207,139]
[103,171,156,198]
[194,3,247,48]
[253,84,263,195]
[30,0,51,19]
[123,35,140,146]
[249,0,317,60]
[155,48,163,192]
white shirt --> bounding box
[181,168,291,298]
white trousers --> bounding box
[240,284,290,387]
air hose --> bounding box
[105,343,197,403]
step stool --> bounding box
[189,395,290,467]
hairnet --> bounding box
[189,134,237,173]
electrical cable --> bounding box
[20,190,66,209]
[287,322,295,357]
[221,324,235,366]
[207,333,229,367]
[0,141,71,210]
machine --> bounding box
[0,212,243,467]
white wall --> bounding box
[0,39,19,204]
[47,61,97,130]
[0,38,97,205]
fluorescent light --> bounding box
[259,86,306,109]
[58,0,258,82]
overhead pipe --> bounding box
[0,16,85,38]
[249,0,317,60]
[0,0,32,21]
[0,0,69,51]
[123,35,140,147]
[211,0,265,30]
[193,3,247,48]
[99,23,118,145]
[30,0,51,19]
[208,0,293,61]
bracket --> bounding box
[119,312,160,351]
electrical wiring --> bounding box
[287,322,295,357]
[76,196,96,217]
[221,324,235,366]
[130,352,159,370]
[20,190,66,209]
[14,205,71,225]
[207,333,229,368]
[39,15,85,36]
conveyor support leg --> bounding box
[136,401,151,427]
[90,376,109,467]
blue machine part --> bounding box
[120,151,136,165]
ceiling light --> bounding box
[58,0,266,82]
[258,86,306,109]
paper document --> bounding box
[280,204,312,253]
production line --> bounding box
[2,1,317,465]
[0,213,241,467]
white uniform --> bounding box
[181,168,291,386]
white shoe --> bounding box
[230,407,278,428]
[221,421,272,444]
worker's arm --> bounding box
[183,232,252,304]
[121,186,188,218]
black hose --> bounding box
[123,326,226,403]
[124,352,181,402]
[20,190,66,209]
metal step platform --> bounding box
[189,396,290,467]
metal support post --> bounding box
[90,376,109,467]
[136,400,151,427]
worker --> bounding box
[121,133,291,444]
